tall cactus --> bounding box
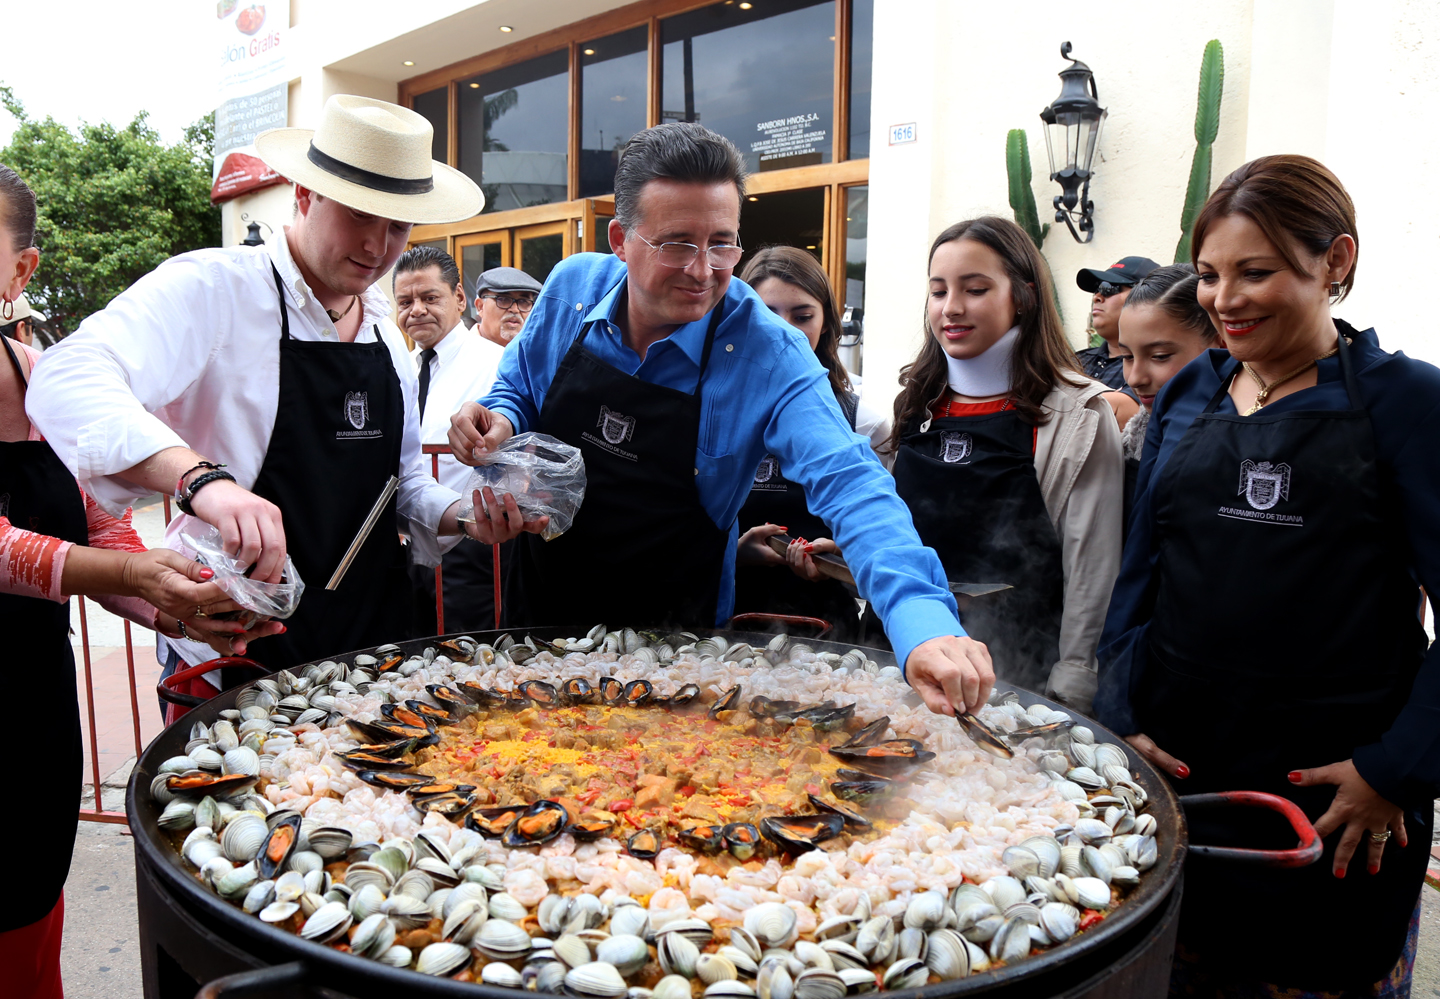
[1175,40,1225,263]
[1006,129,1048,251]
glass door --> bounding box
[455,232,510,323]
[514,221,570,285]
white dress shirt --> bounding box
[411,321,507,498]
[26,232,464,666]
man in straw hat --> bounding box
[0,292,45,346]
[28,95,495,684]
[447,122,999,718]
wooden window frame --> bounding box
[402,0,868,284]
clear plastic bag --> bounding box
[178,525,306,624]
[456,432,586,541]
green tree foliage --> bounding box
[0,86,220,344]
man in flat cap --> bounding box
[27,95,492,685]
[473,266,543,348]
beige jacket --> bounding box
[1031,375,1124,710]
[912,373,1123,711]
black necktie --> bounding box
[418,348,437,420]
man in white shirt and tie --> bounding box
[395,246,508,633]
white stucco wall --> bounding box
[862,0,1255,411]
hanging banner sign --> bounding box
[212,1,290,202]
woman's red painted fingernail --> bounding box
[804,545,815,553]
[776,526,788,531]
[279,625,287,634]
[1175,765,1190,778]
[1368,864,1380,875]
[1334,867,1346,878]
[199,568,214,579]
[1288,771,1303,783]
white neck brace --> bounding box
[945,325,1020,398]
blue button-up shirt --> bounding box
[481,252,963,668]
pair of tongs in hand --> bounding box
[763,532,1014,600]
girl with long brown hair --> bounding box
[883,216,1122,707]
[732,246,888,636]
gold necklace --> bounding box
[326,296,359,324]
[1240,340,1342,415]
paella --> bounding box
[148,627,1161,995]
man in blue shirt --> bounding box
[447,122,991,715]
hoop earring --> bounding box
[1,299,11,322]
[1328,281,1341,300]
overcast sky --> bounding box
[1,1,214,149]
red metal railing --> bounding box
[77,455,486,826]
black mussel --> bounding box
[346,718,428,744]
[165,772,258,799]
[807,794,873,831]
[561,678,595,705]
[466,805,526,838]
[798,704,855,731]
[257,813,302,879]
[437,639,475,662]
[336,750,415,772]
[722,821,761,860]
[599,676,626,705]
[671,683,701,707]
[404,699,457,726]
[453,681,505,707]
[411,732,442,749]
[708,684,743,719]
[622,679,653,707]
[355,770,434,790]
[502,800,570,848]
[648,695,673,709]
[678,825,725,853]
[828,740,933,775]
[518,680,561,706]
[835,768,888,782]
[1008,719,1075,739]
[626,828,662,859]
[760,813,845,853]
[569,816,616,841]
[377,655,404,673]
[832,780,894,804]
[381,703,436,732]
[413,792,477,817]
[956,711,1014,759]
[350,739,415,759]
[839,716,892,749]
[407,781,476,800]
[749,695,775,718]
[425,684,471,716]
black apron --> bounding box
[734,390,861,636]
[243,266,411,671]
[1138,329,1430,988]
[890,403,1064,692]
[0,335,87,932]
[505,304,728,631]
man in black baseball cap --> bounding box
[1075,255,1159,399]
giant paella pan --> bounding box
[129,625,1202,999]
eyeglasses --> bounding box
[479,293,536,313]
[1094,281,1126,300]
[633,232,744,270]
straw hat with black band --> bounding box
[255,95,483,225]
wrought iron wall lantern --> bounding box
[1040,42,1107,243]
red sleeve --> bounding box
[0,516,71,602]
[85,493,147,553]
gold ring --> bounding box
[1370,829,1392,843]
[194,605,208,619]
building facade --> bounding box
[226,0,1440,411]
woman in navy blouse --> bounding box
[1095,155,1440,996]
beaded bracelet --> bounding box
[177,469,236,516]
[176,460,227,498]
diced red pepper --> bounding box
[804,783,821,795]
[679,786,696,797]
[577,789,602,805]
[624,812,644,829]
[611,799,634,812]
[1079,910,1105,931]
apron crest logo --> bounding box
[1239,459,1290,511]
[940,432,973,464]
[598,405,635,445]
[344,391,369,430]
[754,455,779,484]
